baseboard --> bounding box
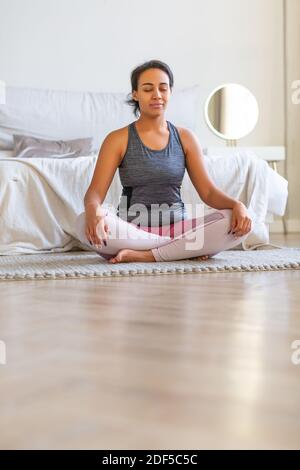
[270,218,300,233]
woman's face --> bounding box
[132,68,172,116]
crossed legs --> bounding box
[75,208,249,263]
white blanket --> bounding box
[182,150,288,250]
[0,152,288,255]
[0,156,94,254]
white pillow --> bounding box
[0,85,201,152]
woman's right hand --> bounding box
[85,211,109,248]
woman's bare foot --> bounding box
[108,248,155,264]
[190,255,211,261]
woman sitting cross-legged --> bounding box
[75,60,252,264]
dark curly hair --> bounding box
[125,59,174,118]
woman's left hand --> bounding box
[230,202,252,238]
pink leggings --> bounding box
[75,208,249,262]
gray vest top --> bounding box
[117,120,187,227]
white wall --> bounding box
[0,0,298,226]
[0,0,284,146]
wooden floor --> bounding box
[0,233,300,450]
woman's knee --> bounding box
[75,209,113,241]
[217,208,233,221]
[211,209,233,234]
[188,210,236,255]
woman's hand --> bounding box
[85,210,109,248]
[229,202,252,238]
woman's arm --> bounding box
[84,130,123,216]
[181,128,252,236]
[181,128,237,209]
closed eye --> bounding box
[144,89,168,92]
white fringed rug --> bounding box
[0,248,300,281]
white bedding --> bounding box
[0,154,97,254]
[183,151,288,250]
[0,152,288,255]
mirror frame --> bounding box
[204,82,259,142]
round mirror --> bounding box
[204,83,259,141]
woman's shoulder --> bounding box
[106,126,129,143]
[170,123,197,155]
[104,124,130,159]
[106,124,130,140]
[170,122,196,138]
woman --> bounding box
[75,59,252,264]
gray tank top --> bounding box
[117,120,187,227]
